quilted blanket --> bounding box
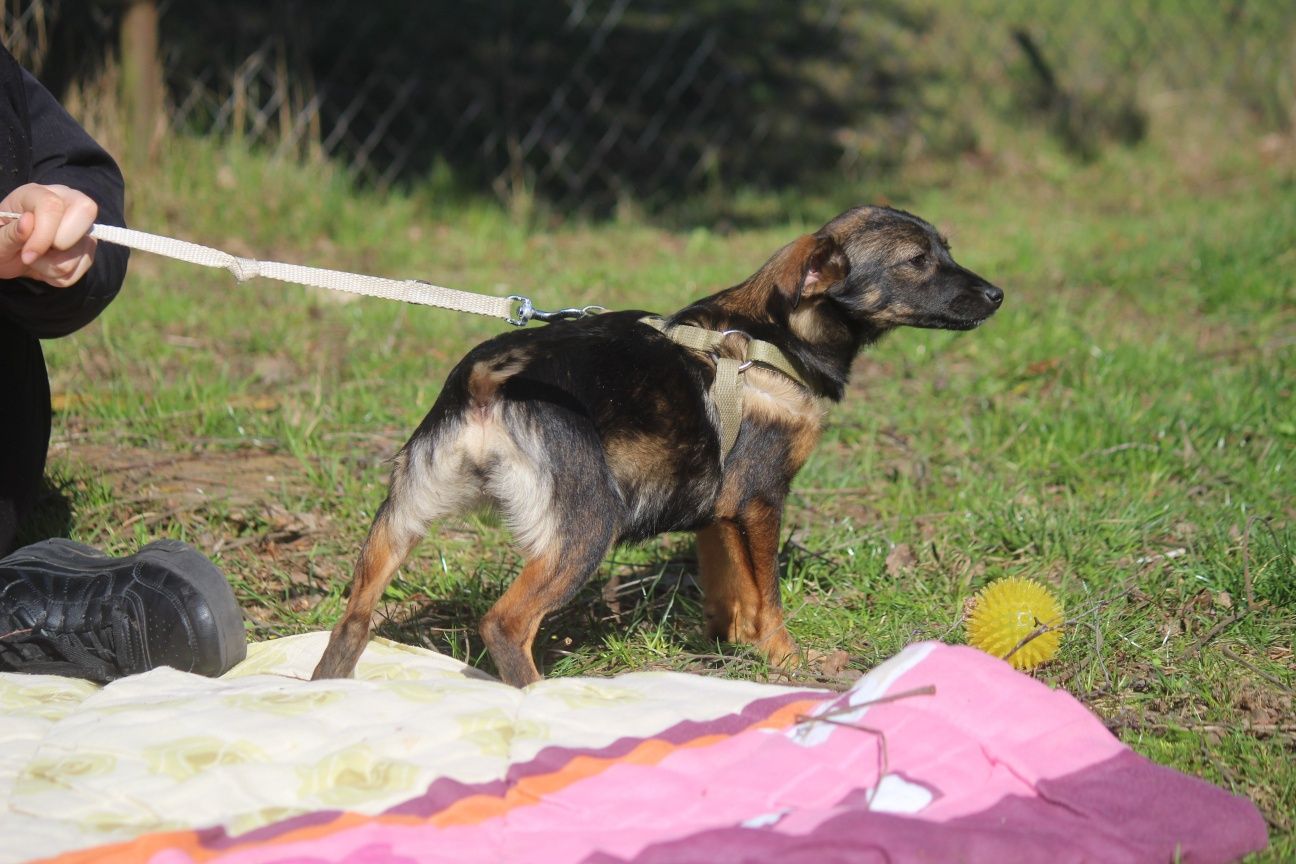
[0,634,1267,863]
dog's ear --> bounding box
[774,234,850,309]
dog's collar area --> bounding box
[639,316,810,464]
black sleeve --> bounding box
[0,70,129,339]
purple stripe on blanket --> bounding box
[604,750,1268,864]
[193,688,825,852]
[391,689,825,818]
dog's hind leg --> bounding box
[695,498,797,667]
[312,430,478,680]
[479,535,610,687]
[477,409,619,687]
[311,503,413,679]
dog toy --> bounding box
[966,577,1063,670]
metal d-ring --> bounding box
[717,328,754,371]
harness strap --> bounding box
[640,316,809,464]
[710,356,745,462]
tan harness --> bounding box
[640,316,810,464]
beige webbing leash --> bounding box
[0,211,591,326]
[1,211,812,465]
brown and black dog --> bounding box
[313,205,1002,686]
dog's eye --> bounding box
[906,252,928,268]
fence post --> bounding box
[120,0,162,171]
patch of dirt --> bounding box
[47,441,340,566]
[46,443,358,639]
[1232,685,1293,729]
[52,443,309,507]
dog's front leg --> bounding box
[695,498,797,667]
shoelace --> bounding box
[0,600,132,682]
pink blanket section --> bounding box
[70,642,1266,864]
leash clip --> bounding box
[508,295,604,326]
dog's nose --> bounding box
[982,285,1004,307]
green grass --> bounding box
[31,130,1294,857]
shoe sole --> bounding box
[6,538,246,676]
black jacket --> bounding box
[0,46,128,339]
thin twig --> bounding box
[1193,514,1258,651]
[993,420,1030,455]
[1218,647,1294,695]
[800,684,938,721]
[1082,442,1159,458]
[791,717,894,794]
[1108,720,1296,736]
[1135,547,1187,566]
[1091,588,1112,690]
[792,685,937,796]
[1242,513,1255,610]
[790,486,873,496]
[677,652,766,669]
[1193,611,1247,651]
[1003,620,1061,664]
[782,539,840,566]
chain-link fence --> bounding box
[4,0,1294,211]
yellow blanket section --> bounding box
[0,633,809,864]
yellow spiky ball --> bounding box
[966,577,1063,670]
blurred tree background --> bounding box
[5,0,1293,220]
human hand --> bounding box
[0,183,99,287]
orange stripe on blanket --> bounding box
[37,697,822,863]
[31,812,374,864]
[424,698,818,829]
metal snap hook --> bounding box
[533,304,605,322]
[508,296,605,326]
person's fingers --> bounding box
[0,185,99,285]
[0,212,34,279]
[48,186,98,251]
[16,186,66,265]
[26,237,96,287]
[0,209,34,251]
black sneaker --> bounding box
[0,538,246,682]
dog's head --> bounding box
[771,206,1002,336]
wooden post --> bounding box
[120,0,162,172]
